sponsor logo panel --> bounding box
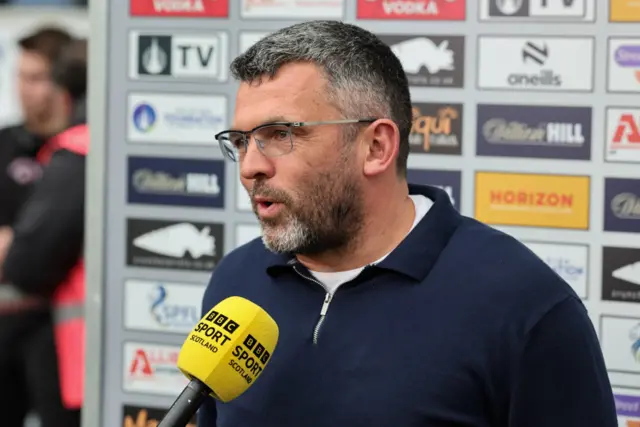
[240,0,344,18]
[236,224,262,248]
[130,0,229,17]
[521,241,588,298]
[380,34,465,88]
[613,388,640,425]
[123,280,205,334]
[610,0,640,22]
[122,342,187,396]
[474,172,590,229]
[409,103,463,155]
[602,246,640,304]
[603,178,640,233]
[407,169,461,210]
[236,176,252,212]
[357,0,466,20]
[127,93,227,145]
[605,108,640,163]
[480,0,594,21]
[608,38,640,93]
[126,218,224,271]
[129,31,229,80]
[127,156,225,208]
[122,404,196,427]
[477,36,594,92]
[476,104,591,160]
[0,39,20,127]
[600,315,640,375]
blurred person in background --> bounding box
[0,27,72,234]
[0,35,86,427]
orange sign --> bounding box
[610,0,640,22]
[474,172,590,229]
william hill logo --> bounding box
[475,172,590,229]
[409,103,462,155]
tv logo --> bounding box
[129,31,229,81]
[482,0,593,21]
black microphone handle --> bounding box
[158,378,211,427]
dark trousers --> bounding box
[0,308,81,427]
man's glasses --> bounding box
[214,118,376,162]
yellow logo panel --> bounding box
[475,172,590,229]
[610,0,640,22]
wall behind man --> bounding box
[0,6,88,127]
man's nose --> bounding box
[239,136,275,181]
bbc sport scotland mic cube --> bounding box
[156,296,278,427]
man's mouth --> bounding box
[254,196,282,211]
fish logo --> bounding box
[133,223,215,259]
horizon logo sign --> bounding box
[474,172,590,229]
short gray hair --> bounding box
[230,20,412,176]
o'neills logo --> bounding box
[611,192,640,220]
[490,190,574,213]
[410,105,460,151]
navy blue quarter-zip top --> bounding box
[198,184,617,427]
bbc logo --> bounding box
[206,310,240,335]
[243,334,271,365]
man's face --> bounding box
[17,51,55,128]
[233,62,365,255]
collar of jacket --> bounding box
[263,184,462,283]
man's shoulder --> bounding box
[202,235,271,310]
[216,235,268,275]
[442,216,578,320]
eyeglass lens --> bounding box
[217,124,293,161]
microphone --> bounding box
[158,296,279,427]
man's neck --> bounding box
[296,191,415,273]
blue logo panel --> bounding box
[408,169,461,210]
[127,156,225,208]
[603,178,640,233]
[476,104,592,160]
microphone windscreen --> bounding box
[177,296,279,402]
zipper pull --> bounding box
[320,293,332,316]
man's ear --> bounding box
[362,119,400,177]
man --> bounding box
[0,37,86,427]
[0,26,73,233]
[200,21,617,426]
